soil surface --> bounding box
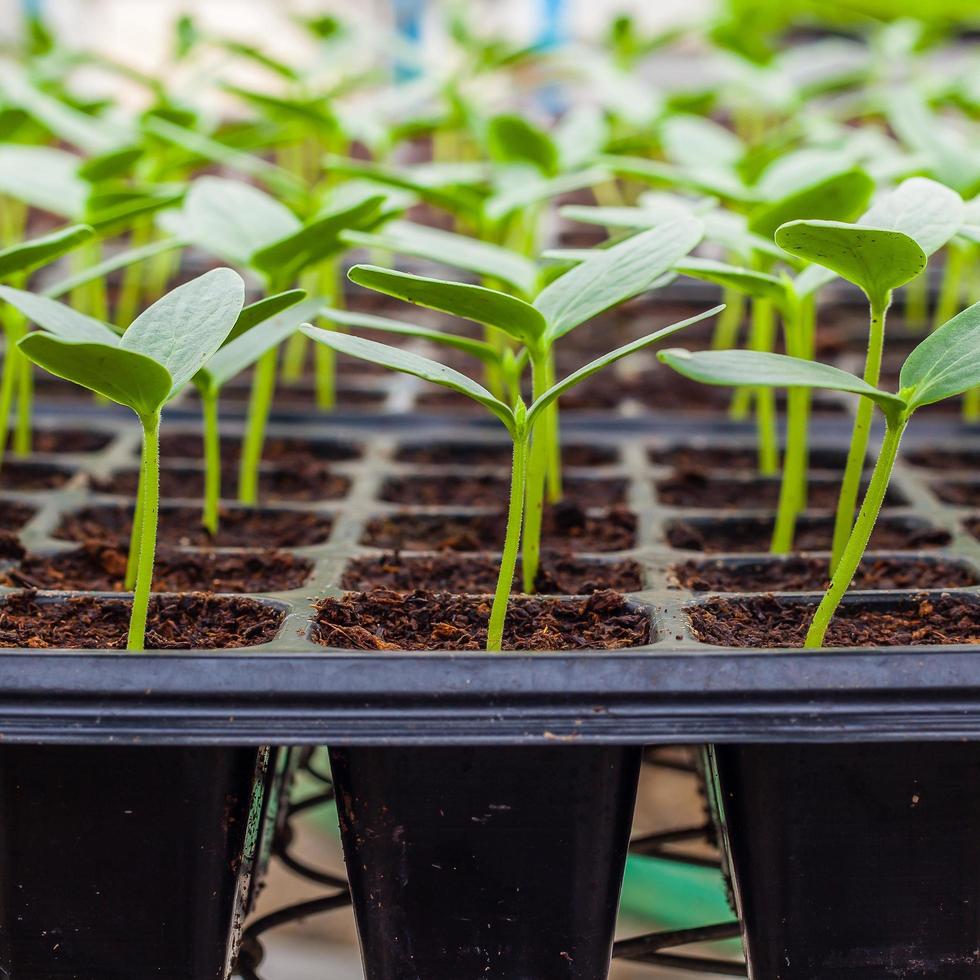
[93,463,350,502]
[666,515,950,553]
[656,471,904,510]
[3,545,313,594]
[673,555,977,593]
[312,589,651,651]
[342,553,645,594]
[0,591,284,649]
[157,433,362,464]
[649,445,851,473]
[379,474,628,508]
[32,429,114,454]
[363,503,637,553]
[0,501,36,533]
[0,461,74,491]
[687,593,980,647]
[932,482,980,507]
[394,442,618,468]
[906,448,980,472]
[55,504,334,549]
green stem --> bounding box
[932,244,965,332]
[127,413,161,653]
[201,386,221,535]
[903,268,928,331]
[486,429,528,652]
[0,329,19,472]
[543,350,562,503]
[748,298,778,475]
[124,459,144,592]
[13,343,32,456]
[314,260,343,411]
[521,350,550,593]
[711,288,744,350]
[238,348,278,505]
[830,291,890,571]
[115,220,153,327]
[805,418,906,648]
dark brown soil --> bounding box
[0,500,36,532]
[655,471,904,510]
[312,589,651,651]
[666,515,950,553]
[963,518,980,543]
[673,555,977,593]
[157,432,362,464]
[32,429,114,454]
[341,553,645,594]
[932,482,980,507]
[906,448,980,472]
[379,474,628,508]
[363,503,637,553]
[687,593,980,648]
[185,383,389,412]
[0,461,74,490]
[93,463,350,502]
[3,545,313,594]
[0,591,285,649]
[649,445,851,473]
[55,504,334,549]
[394,442,618,468]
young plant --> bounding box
[342,217,705,590]
[659,298,980,647]
[301,302,720,650]
[7,270,245,651]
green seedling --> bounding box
[343,216,704,591]
[775,176,964,570]
[302,303,720,649]
[659,299,980,647]
[11,269,245,651]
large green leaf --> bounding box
[749,169,874,240]
[486,114,559,176]
[342,221,540,298]
[0,224,93,279]
[528,306,724,425]
[860,176,964,256]
[250,197,384,282]
[322,307,500,364]
[121,268,244,395]
[301,325,515,432]
[0,145,88,218]
[483,167,610,223]
[675,257,789,304]
[225,289,307,345]
[534,217,703,342]
[18,335,172,416]
[348,265,547,347]
[179,177,300,267]
[658,348,905,417]
[775,220,926,301]
[900,302,980,410]
[0,285,118,343]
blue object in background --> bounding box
[393,0,425,82]
[538,0,567,50]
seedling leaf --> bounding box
[0,144,88,218]
[675,257,789,304]
[860,176,964,257]
[900,302,980,410]
[0,285,118,343]
[0,224,93,279]
[486,114,559,176]
[226,289,307,345]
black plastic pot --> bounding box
[708,741,980,979]
[330,744,642,980]
[0,743,270,980]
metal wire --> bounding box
[235,747,746,979]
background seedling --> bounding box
[660,299,980,647]
[303,302,720,649]
[9,269,244,651]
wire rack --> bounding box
[235,747,747,979]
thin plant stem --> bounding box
[960,249,980,421]
[315,259,342,410]
[805,418,906,648]
[127,413,161,652]
[124,460,144,592]
[13,344,32,456]
[711,288,744,350]
[830,291,890,571]
[0,330,19,471]
[932,243,965,332]
[115,220,153,327]
[521,349,550,593]
[238,348,278,505]
[282,267,319,383]
[903,269,928,331]
[201,386,221,535]
[749,298,778,475]
[486,428,528,652]
[543,350,562,503]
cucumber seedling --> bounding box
[342,217,705,590]
[660,299,980,647]
[302,301,720,650]
[6,269,245,651]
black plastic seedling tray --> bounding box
[1,364,980,746]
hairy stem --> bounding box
[238,348,278,505]
[806,419,906,648]
[486,430,528,651]
[201,387,221,535]
[127,413,161,652]
[124,461,144,591]
[521,350,550,593]
[830,291,889,571]
[543,350,562,503]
